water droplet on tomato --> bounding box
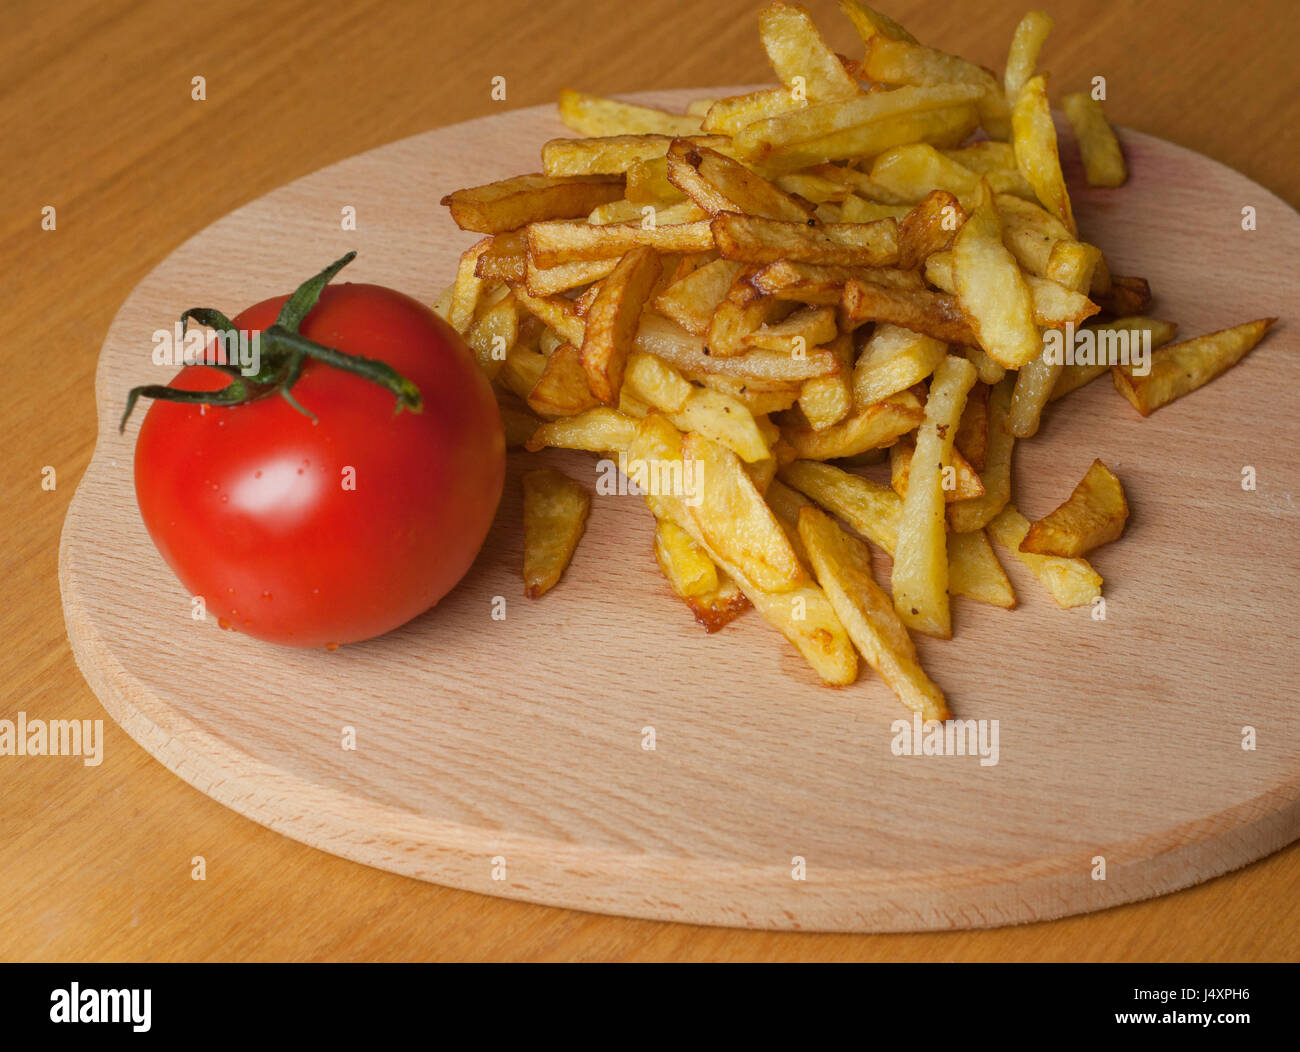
[220,494,228,503]
[226,587,235,595]
[217,617,230,630]
[254,470,262,479]
[325,642,339,652]
[261,591,272,600]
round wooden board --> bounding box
[60,89,1300,932]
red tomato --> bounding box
[133,282,504,647]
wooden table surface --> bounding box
[4,0,1297,962]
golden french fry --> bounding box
[701,87,804,136]
[1022,459,1128,557]
[1006,350,1060,438]
[988,504,1102,609]
[527,343,599,417]
[525,406,639,454]
[947,374,1015,532]
[953,380,988,471]
[797,332,854,430]
[1112,318,1276,416]
[897,189,965,270]
[889,434,984,502]
[442,174,623,234]
[666,140,813,222]
[760,0,863,101]
[861,34,1010,140]
[635,314,841,384]
[558,89,702,136]
[712,212,900,267]
[781,388,925,460]
[852,323,946,406]
[743,305,838,353]
[706,268,795,357]
[1063,92,1127,187]
[947,530,1015,609]
[798,505,950,721]
[891,355,976,638]
[1004,10,1054,102]
[526,218,714,266]
[654,258,744,335]
[951,182,1041,367]
[926,250,1099,329]
[542,134,674,177]
[1049,317,1178,401]
[779,460,1010,608]
[523,468,592,597]
[1011,75,1076,235]
[841,276,975,344]
[579,246,662,404]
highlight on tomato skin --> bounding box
[131,280,505,648]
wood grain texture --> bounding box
[5,0,1300,960]
[57,89,1300,931]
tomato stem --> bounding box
[119,252,423,432]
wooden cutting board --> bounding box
[59,88,1300,932]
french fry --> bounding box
[953,380,989,471]
[841,276,976,344]
[732,83,983,167]
[891,354,976,638]
[448,238,492,333]
[525,406,639,454]
[524,255,617,297]
[706,269,796,356]
[511,286,586,347]
[474,229,528,284]
[442,174,624,234]
[635,314,841,384]
[522,468,592,597]
[701,87,804,136]
[897,189,966,269]
[852,323,946,406]
[781,388,924,460]
[798,505,951,720]
[527,218,714,266]
[1021,459,1128,557]
[988,504,1102,609]
[653,517,718,597]
[633,415,857,684]
[797,332,855,430]
[464,288,517,381]
[1005,350,1061,438]
[542,134,674,177]
[1011,75,1076,235]
[666,140,814,222]
[926,250,1099,329]
[1112,318,1277,416]
[860,34,1010,140]
[1063,92,1127,187]
[779,460,1012,608]
[743,305,838,353]
[760,0,863,101]
[654,258,745,335]
[951,182,1041,367]
[889,435,985,502]
[559,89,703,136]
[712,212,900,267]
[579,245,662,403]
[527,343,599,417]
[1049,317,1178,401]
[946,530,1016,608]
[947,374,1015,532]
[1004,10,1054,101]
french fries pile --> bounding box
[435,2,1276,721]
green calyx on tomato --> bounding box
[119,252,422,431]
